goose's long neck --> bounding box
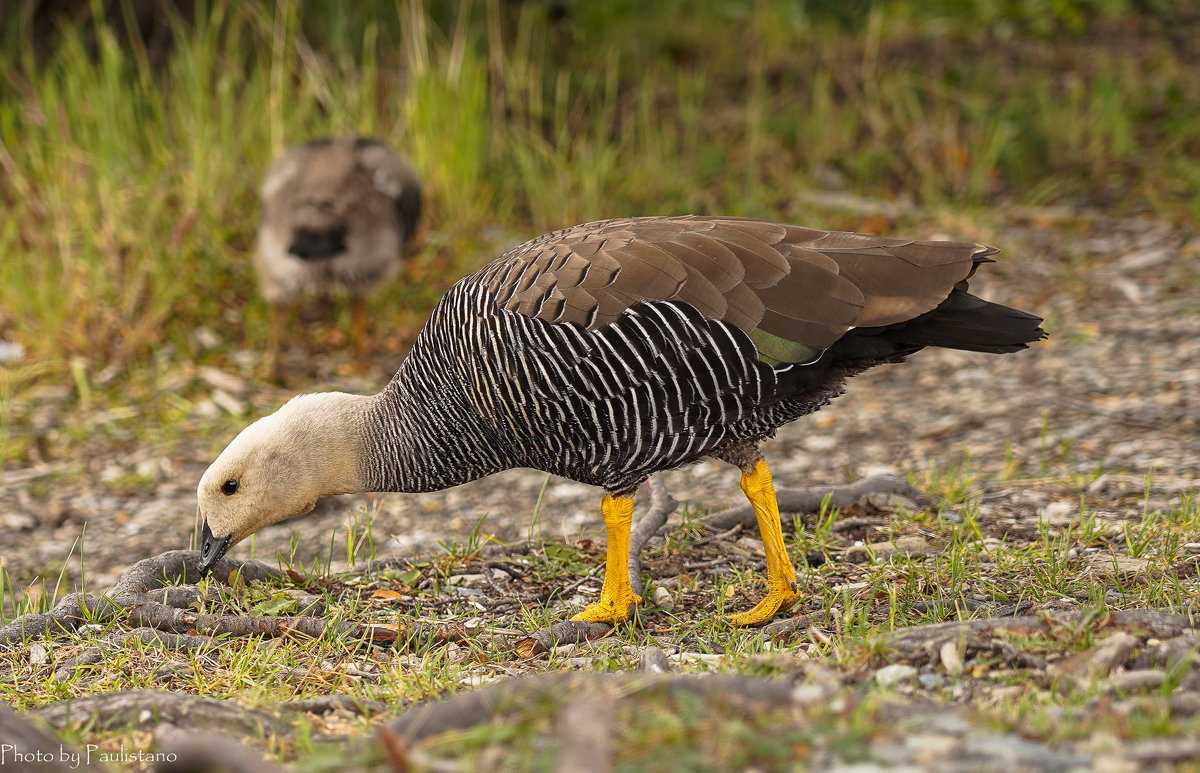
[358,356,512,494]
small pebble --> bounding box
[652,585,675,611]
[1109,669,1166,691]
[638,646,672,674]
[876,664,917,687]
[28,643,49,665]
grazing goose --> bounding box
[255,137,422,366]
[199,216,1044,626]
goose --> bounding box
[200,216,1044,626]
[254,137,422,367]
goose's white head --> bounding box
[196,392,368,571]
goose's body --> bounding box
[255,137,422,363]
[200,216,1044,625]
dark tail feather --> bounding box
[884,291,1046,354]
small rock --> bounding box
[918,673,943,689]
[1168,692,1200,717]
[198,365,248,395]
[845,536,928,564]
[211,389,246,416]
[803,435,837,452]
[191,326,221,351]
[446,573,486,586]
[876,664,917,687]
[791,682,834,705]
[939,640,963,675]
[638,647,671,674]
[29,643,49,665]
[1084,555,1151,578]
[1109,669,1166,691]
[962,733,1091,768]
[914,415,961,439]
[1038,500,1077,526]
[1125,737,1200,764]
[652,586,674,611]
[1052,632,1139,682]
[864,492,921,511]
[0,339,24,364]
[1118,245,1172,272]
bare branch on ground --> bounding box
[385,672,795,744]
[33,689,287,736]
[153,725,294,773]
[703,475,935,532]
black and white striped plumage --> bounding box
[361,282,837,496]
[197,216,1044,585]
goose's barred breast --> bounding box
[361,279,841,495]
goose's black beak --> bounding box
[199,520,231,574]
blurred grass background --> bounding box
[1,0,1198,469]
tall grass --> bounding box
[1,1,1197,467]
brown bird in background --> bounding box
[254,137,422,373]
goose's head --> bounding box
[196,393,367,572]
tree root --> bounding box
[628,474,679,598]
[384,671,795,744]
[0,700,102,771]
[883,609,1198,666]
[153,726,293,773]
[52,627,218,684]
[282,695,391,717]
[33,689,287,736]
[703,474,935,532]
[515,620,616,657]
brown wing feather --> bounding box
[476,216,990,363]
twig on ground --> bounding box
[153,725,294,773]
[703,475,934,532]
[516,621,615,658]
[283,695,391,717]
[34,689,286,736]
[762,615,815,640]
[628,475,680,598]
[884,609,1197,666]
[0,701,102,771]
[555,686,617,773]
[52,627,217,683]
[385,672,795,744]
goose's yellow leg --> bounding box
[572,495,642,624]
[727,460,801,626]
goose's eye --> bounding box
[221,479,240,496]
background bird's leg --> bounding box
[726,458,801,626]
[571,494,641,624]
[350,294,368,364]
[264,301,286,380]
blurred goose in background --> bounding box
[255,137,422,371]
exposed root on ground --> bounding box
[702,474,936,532]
